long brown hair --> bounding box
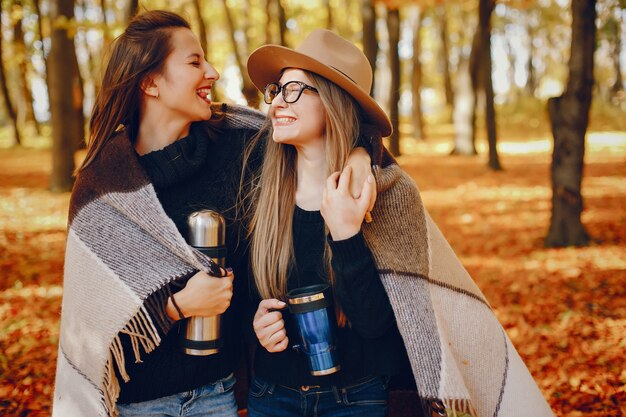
[246,71,361,325]
[78,10,191,173]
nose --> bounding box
[271,90,287,108]
[204,62,220,81]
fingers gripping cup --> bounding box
[287,284,341,376]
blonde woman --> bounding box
[244,30,411,417]
[244,30,556,417]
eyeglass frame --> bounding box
[263,81,319,105]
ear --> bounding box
[140,76,159,99]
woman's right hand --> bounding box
[253,299,289,353]
[321,166,374,241]
[169,270,234,319]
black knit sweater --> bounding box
[117,122,261,404]
[251,206,412,388]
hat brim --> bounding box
[247,45,392,137]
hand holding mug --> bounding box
[253,299,289,352]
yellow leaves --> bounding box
[10,4,25,23]
[377,0,444,10]
[51,16,78,39]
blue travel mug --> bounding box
[287,284,341,376]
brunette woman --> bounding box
[52,12,372,417]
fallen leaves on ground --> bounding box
[0,131,624,416]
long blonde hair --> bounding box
[245,71,361,324]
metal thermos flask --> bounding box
[182,210,227,356]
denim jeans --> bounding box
[247,375,389,417]
[117,373,238,417]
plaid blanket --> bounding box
[52,104,264,417]
[53,102,553,417]
[363,152,554,417]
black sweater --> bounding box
[251,206,411,388]
[117,122,261,404]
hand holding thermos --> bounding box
[170,270,234,318]
[174,210,231,356]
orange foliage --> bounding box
[0,131,624,416]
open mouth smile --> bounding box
[196,87,212,104]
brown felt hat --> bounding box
[247,29,392,137]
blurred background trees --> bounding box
[0,0,623,246]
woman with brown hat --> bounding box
[244,30,555,417]
[244,29,410,417]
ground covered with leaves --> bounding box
[1,129,624,416]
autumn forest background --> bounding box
[0,0,625,416]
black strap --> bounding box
[180,338,223,351]
[196,245,228,259]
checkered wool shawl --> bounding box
[362,151,554,417]
[52,104,265,417]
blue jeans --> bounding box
[247,375,389,417]
[117,373,238,417]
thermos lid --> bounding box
[287,284,329,304]
[187,210,226,247]
[287,284,331,313]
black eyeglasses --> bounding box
[263,81,319,104]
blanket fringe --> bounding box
[118,305,160,366]
[421,397,478,417]
[103,352,120,417]
[105,306,162,416]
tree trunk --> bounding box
[505,36,518,103]
[526,11,536,96]
[325,0,333,29]
[412,8,425,140]
[477,0,501,170]
[243,0,252,51]
[545,0,596,247]
[609,5,624,98]
[73,46,86,150]
[361,0,377,94]
[265,0,272,44]
[32,0,51,118]
[0,6,22,146]
[277,0,288,47]
[99,0,111,46]
[438,5,454,108]
[127,0,138,20]
[192,0,209,59]
[387,8,400,156]
[33,0,47,67]
[77,0,99,112]
[193,0,222,102]
[452,34,478,156]
[49,0,83,192]
[221,0,260,108]
[13,4,41,135]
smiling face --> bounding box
[150,28,219,124]
[269,69,327,147]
